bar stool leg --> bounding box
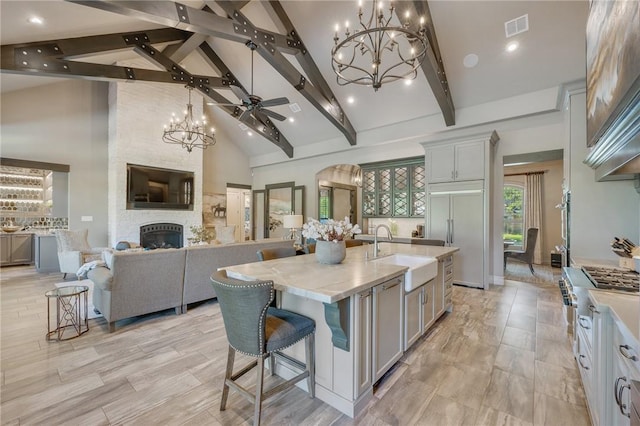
[254,356,265,426]
[220,345,235,411]
[305,333,315,398]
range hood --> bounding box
[584,93,640,182]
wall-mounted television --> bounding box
[126,164,194,210]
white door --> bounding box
[451,191,484,288]
[226,190,243,242]
[427,193,450,243]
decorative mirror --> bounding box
[316,164,361,224]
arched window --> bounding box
[504,184,525,249]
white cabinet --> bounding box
[426,141,485,183]
[428,181,485,288]
[610,314,640,426]
[354,288,373,398]
[421,281,435,331]
[442,255,454,312]
[403,255,454,351]
[404,286,422,350]
[372,275,403,383]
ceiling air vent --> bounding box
[505,14,529,38]
[289,103,301,113]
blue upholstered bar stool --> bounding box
[210,270,315,426]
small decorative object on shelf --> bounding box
[302,217,361,264]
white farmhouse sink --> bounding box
[372,254,438,292]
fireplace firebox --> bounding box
[140,223,183,249]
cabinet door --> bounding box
[451,191,484,288]
[372,275,403,383]
[427,146,455,183]
[434,273,444,318]
[11,234,33,264]
[427,193,450,243]
[454,141,485,181]
[354,289,372,398]
[0,235,11,265]
[612,354,631,426]
[404,287,422,350]
[422,281,435,331]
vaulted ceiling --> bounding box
[1,1,588,162]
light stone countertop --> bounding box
[588,290,639,340]
[223,243,459,304]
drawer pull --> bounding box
[381,280,400,291]
[359,290,372,299]
[619,344,638,361]
[578,317,591,330]
[578,355,590,370]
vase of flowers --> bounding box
[302,217,361,264]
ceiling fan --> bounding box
[217,41,290,122]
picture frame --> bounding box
[586,0,640,148]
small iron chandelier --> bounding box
[331,0,428,91]
[163,86,216,152]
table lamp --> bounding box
[282,214,303,245]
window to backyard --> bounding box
[504,185,524,249]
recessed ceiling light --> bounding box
[288,117,295,123]
[463,53,479,68]
[347,96,355,104]
[506,41,519,53]
[28,16,44,25]
[247,131,253,136]
[404,79,413,86]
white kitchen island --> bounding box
[223,243,459,417]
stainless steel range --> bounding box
[582,265,640,292]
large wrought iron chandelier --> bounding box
[331,0,428,91]
[163,86,216,153]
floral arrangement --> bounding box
[188,225,215,245]
[302,217,361,242]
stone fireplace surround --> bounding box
[107,81,204,248]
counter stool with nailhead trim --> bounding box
[210,270,315,426]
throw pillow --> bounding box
[55,229,92,252]
[215,225,236,245]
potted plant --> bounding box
[302,217,361,264]
[187,225,215,245]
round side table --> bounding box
[45,285,89,341]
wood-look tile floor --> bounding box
[1,265,590,425]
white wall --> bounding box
[0,80,109,247]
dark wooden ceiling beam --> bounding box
[217,3,357,146]
[396,1,455,126]
[264,0,356,145]
[162,33,208,63]
[69,1,301,54]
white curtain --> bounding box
[524,173,543,264]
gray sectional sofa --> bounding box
[87,239,294,332]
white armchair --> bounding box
[55,229,106,279]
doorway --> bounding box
[503,149,564,268]
[226,185,251,242]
